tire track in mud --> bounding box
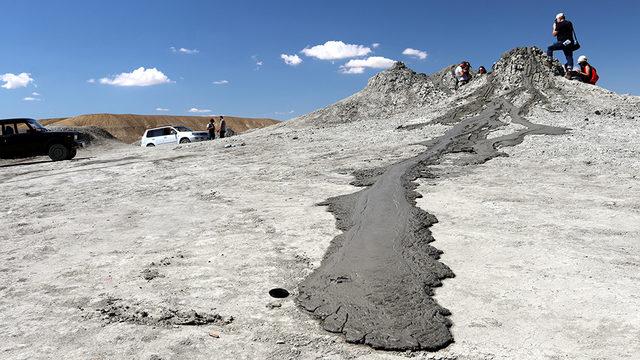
[0,154,197,184]
[298,50,569,351]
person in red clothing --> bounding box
[574,55,599,85]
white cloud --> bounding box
[24,92,42,101]
[402,48,428,60]
[372,43,380,48]
[99,67,172,87]
[275,110,295,115]
[213,80,229,85]
[301,41,371,60]
[340,56,396,74]
[1,72,34,89]
[188,107,212,113]
[340,67,365,74]
[87,78,96,83]
[171,46,199,54]
[252,55,263,70]
[281,53,303,66]
[344,56,396,68]
[155,107,170,112]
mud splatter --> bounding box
[89,297,233,327]
[141,268,164,281]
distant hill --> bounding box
[40,114,279,144]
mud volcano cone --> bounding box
[297,47,569,351]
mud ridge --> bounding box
[298,47,569,351]
[87,297,233,327]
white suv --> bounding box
[141,126,209,147]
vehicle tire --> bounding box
[179,138,191,144]
[67,148,77,160]
[146,143,155,147]
[48,144,70,161]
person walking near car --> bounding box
[547,12,578,73]
[207,118,216,140]
[219,116,226,139]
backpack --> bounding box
[589,66,599,85]
[451,65,459,89]
[450,65,458,78]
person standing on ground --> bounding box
[207,118,216,140]
[547,13,576,72]
[219,116,226,139]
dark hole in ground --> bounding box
[269,288,290,298]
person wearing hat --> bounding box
[546,13,576,71]
[574,55,599,85]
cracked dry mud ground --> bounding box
[298,49,568,351]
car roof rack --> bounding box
[0,118,37,122]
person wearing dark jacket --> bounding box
[219,116,226,138]
[207,118,216,140]
[547,13,576,71]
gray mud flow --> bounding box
[298,48,568,351]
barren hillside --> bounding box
[40,114,279,143]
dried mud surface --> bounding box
[298,48,568,350]
[2,47,639,359]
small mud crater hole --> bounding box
[269,288,290,298]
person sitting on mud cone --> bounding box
[207,118,216,140]
[454,61,472,89]
[573,55,599,85]
[477,66,487,75]
[546,13,577,74]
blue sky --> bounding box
[1,0,638,120]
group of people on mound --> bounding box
[453,62,487,89]
[206,116,226,140]
[452,12,599,89]
[547,12,599,85]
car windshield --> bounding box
[173,126,192,132]
[26,119,48,132]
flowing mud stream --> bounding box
[298,53,569,351]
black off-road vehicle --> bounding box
[0,118,82,161]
